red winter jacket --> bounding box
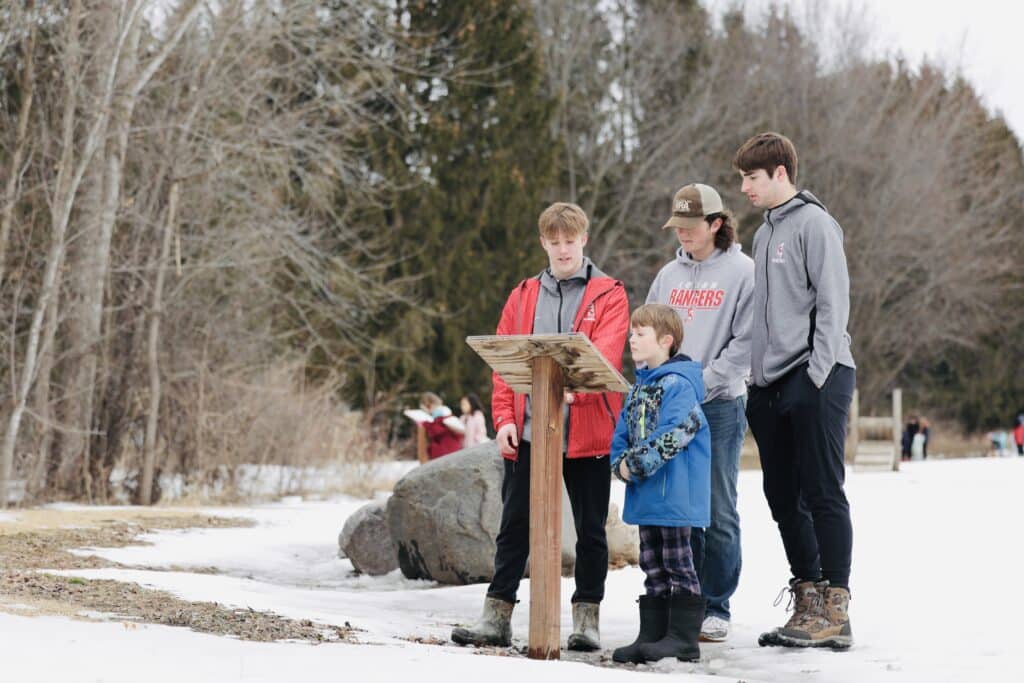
[491,272,629,461]
[423,416,463,459]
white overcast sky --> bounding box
[706,0,1024,140]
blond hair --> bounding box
[538,202,589,239]
[420,392,442,410]
[630,304,684,357]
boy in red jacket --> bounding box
[451,202,629,651]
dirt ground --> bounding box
[0,507,356,643]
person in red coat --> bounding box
[419,392,465,459]
[1014,416,1024,457]
[451,202,629,652]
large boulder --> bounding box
[386,443,506,584]
[338,501,399,575]
[387,442,641,585]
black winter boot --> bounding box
[612,595,669,664]
[637,593,705,662]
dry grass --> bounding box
[0,508,357,643]
[107,360,407,504]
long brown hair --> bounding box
[707,209,738,251]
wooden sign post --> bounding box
[466,333,629,660]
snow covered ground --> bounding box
[3,457,1023,682]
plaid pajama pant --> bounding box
[639,525,701,598]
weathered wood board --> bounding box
[465,333,629,394]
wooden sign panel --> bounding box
[465,333,629,394]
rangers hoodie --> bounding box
[646,243,754,402]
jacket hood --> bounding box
[635,353,705,402]
[673,241,743,267]
[764,189,827,223]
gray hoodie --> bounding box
[750,190,855,388]
[522,257,603,445]
[647,243,754,402]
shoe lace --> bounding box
[773,581,826,615]
[773,584,795,612]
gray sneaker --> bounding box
[700,615,730,642]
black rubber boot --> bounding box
[637,593,705,662]
[612,595,669,663]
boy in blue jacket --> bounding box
[610,303,711,664]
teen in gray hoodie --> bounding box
[735,132,856,651]
[646,183,754,642]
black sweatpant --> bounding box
[746,363,856,589]
[486,441,611,604]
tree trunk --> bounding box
[0,10,37,287]
[140,181,179,505]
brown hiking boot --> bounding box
[758,579,823,647]
[769,581,853,650]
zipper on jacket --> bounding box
[761,211,776,386]
[556,280,564,334]
[601,394,616,423]
[560,278,567,457]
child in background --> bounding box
[459,394,489,447]
[420,392,465,459]
[610,304,711,664]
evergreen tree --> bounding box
[354,0,558,413]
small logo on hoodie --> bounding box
[772,242,786,264]
[582,303,597,322]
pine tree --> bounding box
[354,0,559,413]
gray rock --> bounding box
[386,442,615,585]
[606,502,640,569]
[387,442,505,584]
[339,501,399,575]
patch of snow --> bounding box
[13,457,1024,682]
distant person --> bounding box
[919,418,930,460]
[451,202,629,652]
[910,430,926,461]
[901,417,920,462]
[610,304,711,664]
[419,392,465,459]
[1015,417,1024,457]
[459,393,489,447]
[987,430,1008,458]
[735,132,856,650]
[646,182,753,642]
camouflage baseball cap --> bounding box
[661,183,724,230]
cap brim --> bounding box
[662,215,705,230]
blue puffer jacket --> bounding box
[609,354,711,527]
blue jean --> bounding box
[691,395,746,620]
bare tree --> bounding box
[2,1,437,504]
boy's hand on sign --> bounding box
[496,423,519,456]
[618,459,631,481]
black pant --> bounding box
[486,441,610,604]
[747,363,856,589]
